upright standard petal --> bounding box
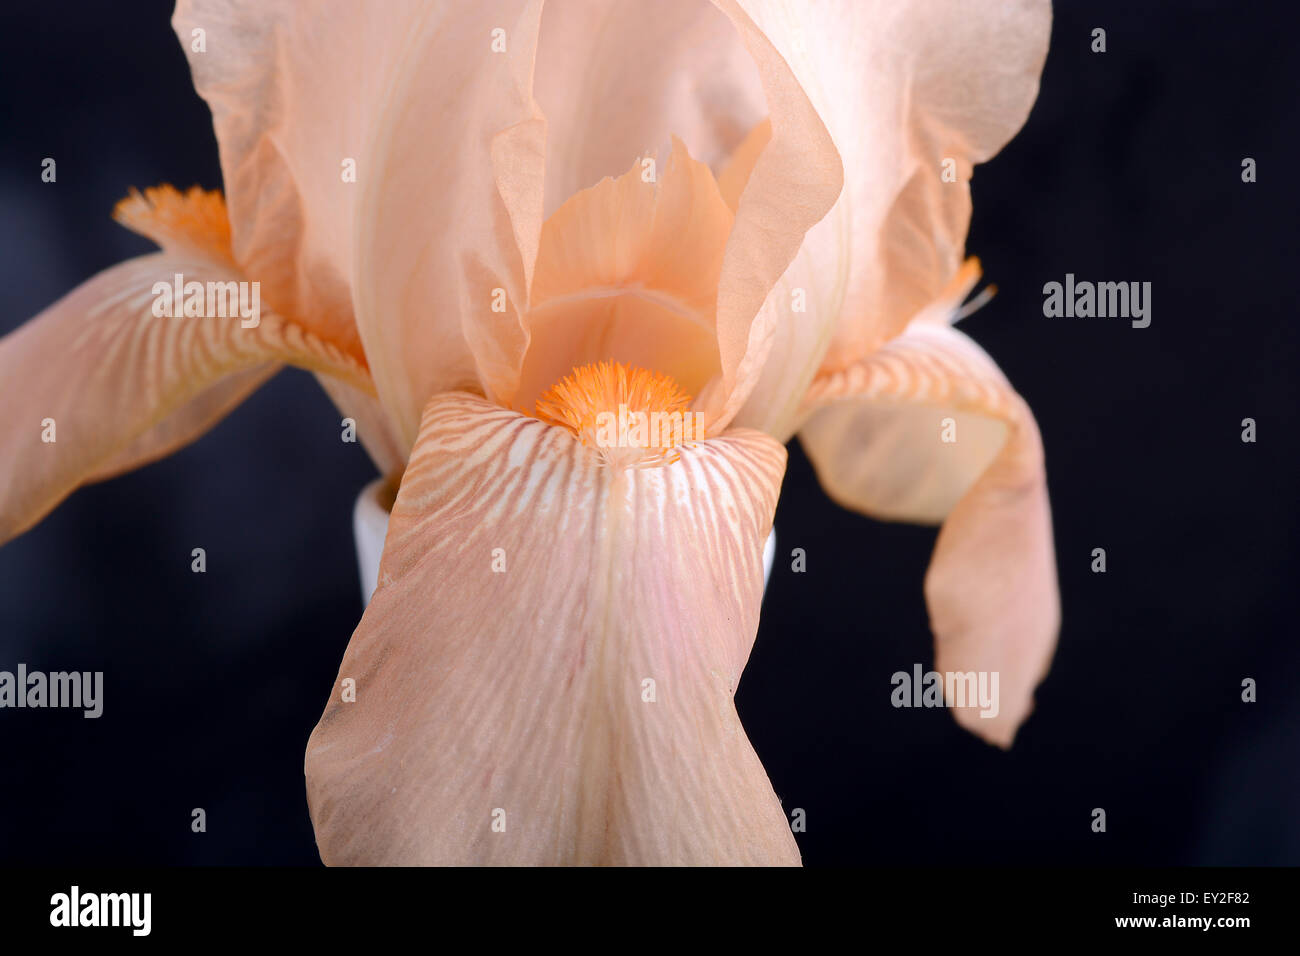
[706,0,843,434]
[352,0,549,447]
[534,0,767,219]
[516,138,734,415]
[800,320,1058,746]
[726,0,1051,396]
[306,393,798,865]
[172,0,429,360]
[0,252,370,546]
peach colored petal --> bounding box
[351,1,548,448]
[716,117,771,213]
[723,0,1050,386]
[532,139,732,320]
[116,184,404,477]
[734,254,982,447]
[114,185,235,267]
[517,138,733,413]
[705,0,843,434]
[534,0,767,220]
[799,320,1058,746]
[305,393,798,865]
[172,1,431,361]
[85,365,279,486]
[0,253,371,546]
[531,1,840,438]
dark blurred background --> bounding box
[1,1,1296,866]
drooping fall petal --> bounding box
[726,0,1050,436]
[0,251,371,546]
[305,393,798,865]
[114,186,393,481]
[800,320,1058,746]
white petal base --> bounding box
[352,478,391,606]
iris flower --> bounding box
[0,0,1056,865]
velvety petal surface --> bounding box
[306,393,798,865]
[800,320,1057,746]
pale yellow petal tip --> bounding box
[113,184,233,264]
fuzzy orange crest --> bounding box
[536,361,704,467]
[113,184,234,264]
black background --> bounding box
[1,1,1297,866]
